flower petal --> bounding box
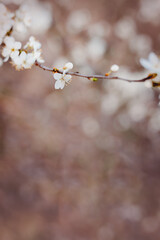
[10,50,19,59]
[29,36,35,42]
[55,80,65,89]
[20,51,27,61]
[38,58,45,63]
[140,58,152,70]
[12,56,23,67]
[2,47,11,57]
[54,73,62,81]
[60,80,65,89]
[3,56,9,62]
[14,41,22,50]
[148,52,159,65]
[64,62,73,70]
[64,74,72,82]
[34,41,41,50]
[4,36,14,46]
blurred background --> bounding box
[0,0,160,239]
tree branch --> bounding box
[35,61,158,83]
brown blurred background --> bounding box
[0,0,160,239]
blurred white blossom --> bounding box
[12,0,52,39]
[129,34,152,56]
[81,117,100,138]
[101,94,120,116]
[86,37,107,60]
[114,17,136,40]
[14,4,31,33]
[139,0,160,24]
[140,52,160,74]
[88,22,111,38]
[67,9,91,34]
[28,0,52,35]
[0,3,14,44]
[71,44,88,65]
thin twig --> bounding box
[35,61,157,83]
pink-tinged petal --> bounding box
[140,58,152,70]
[54,73,62,81]
[14,41,22,49]
[64,74,72,82]
[148,52,159,65]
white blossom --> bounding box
[24,36,44,63]
[140,52,160,74]
[24,36,41,51]
[61,62,73,74]
[54,72,72,89]
[12,51,35,70]
[53,62,73,89]
[14,4,31,33]
[0,3,14,44]
[2,36,21,62]
[111,64,119,72]
[24,0,52,35]
[31,50,44,63]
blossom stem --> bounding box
[35,61,157,83]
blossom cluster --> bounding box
[0,3,31,43]
[0,3,14,45]
[140,52,160,75]
[2,36,44,70]
[0,3,44,70]
[0,2,75,89]
[0,2,160,91]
